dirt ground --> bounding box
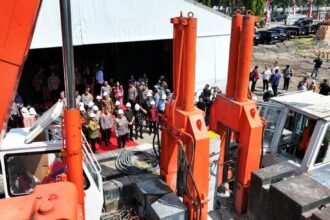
[251,36,330,100]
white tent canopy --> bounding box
[31,0,231,93]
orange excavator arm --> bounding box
[0,0,41,135]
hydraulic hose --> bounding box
[115,150,158,175]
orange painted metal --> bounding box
[0,0,42,134]
[64,109,85,218]
[161,13,210,220]
[0,182,80,219]
[210,14,263,214]
[182,16,197,112]
[226,13,243,98]
[234,16,255,102]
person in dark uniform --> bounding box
[125,102,135,140]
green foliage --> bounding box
[255,0,265,18]
[245,0,264,18]
[245,0,257,14]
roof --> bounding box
[31,0,231,49]
[271,91,330,120]
[1,128,60,151]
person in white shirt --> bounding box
[271,61,279,75]
[262,64,272,92]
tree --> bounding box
[314,0,328,12]
[255,0,265,18]
[245,0,257,14]
[245,0,264,17]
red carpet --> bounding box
[95,130,138,153]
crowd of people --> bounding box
[9,57,328,152]
[249,58,329,102]
[73,68,170,152]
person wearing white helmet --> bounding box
[114,109,129,148]
[87,112,99,153]
[88,101,95,109]
[113,100,122,117]
[102,92,114,113]
[158,94,167,113]
[29,107,37,116]
[79,106,86,113]
[142,90,155,110]
[94,95,102,110]
[133,104,147,139]
[263,87,273,102]
[92,105,99,111]
[78,102,84,108]
[100,109,114,146]
[21,107,29,114]
[82,87,93,107]
[125,102,135,140]
[147,100,159,135]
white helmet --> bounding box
[115,101,120,106]
[88,101,94,108]
[79,106,86,112]
[103,92,108,96]
[96,95,102,100]
[147,92,152,97]
[29,108,37,115]
[78,102,84,107]
[118,109,124,115]
[135,104,140,111]
[21,107,29,113]
[126,102,131,108]
[92,105,99,111]
[161,94,167,100]
[89,112,96,118]
[150,100,155,106]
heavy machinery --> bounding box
[0,0,103,219]
[247,91,330,220]
[258,91,330,176]
[208,12,263,214]
[160,10,264,219]
[2,0,329,219]
[160,12,210,220]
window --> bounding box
[259,105,282,150]
[5,151,89,197]
[277,112,314,163]
[315,126,330,165]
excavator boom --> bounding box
[0,0,42,137]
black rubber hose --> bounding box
[115,150,159,175]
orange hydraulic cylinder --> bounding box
[64,109,85,218]
[172,18,179,98]
[182,16,197,112]
[226,14,243,98]
[234,16,255,102]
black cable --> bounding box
[152,121,161,158]
[181,148,199,219]
[182,143,203,220]
[115,150,159,175]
